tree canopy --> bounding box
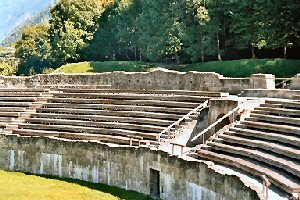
[15,25,53,75]
[15,0,300,74]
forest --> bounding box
[12,0,300,75]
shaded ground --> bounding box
[0,170,152,200]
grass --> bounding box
[174,58,300,78]
[54,61,154,73]
[0,170,152,200]
[53,59,300,78]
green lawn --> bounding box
[54,61,153,73]
[53,59,300,78]
[0,170,151,200]
[173,59,300,78]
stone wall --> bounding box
[240,89,300,99]
[291,74,300,90]
[0,71,275,94]
[0,135,259,200]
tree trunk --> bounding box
[201,37,205,62]
[251,45,256,59]
[217,31,222,61]
[134,46,137,61]
[125,50,130,60]
[139,51,142,62]
[223,18,226,52]
[283,46,287,59]
[174,48,180,64]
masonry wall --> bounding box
[0,71,274,94]
[290,74,300,90]
[0,135,259,200]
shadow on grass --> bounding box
[24,173,154,200]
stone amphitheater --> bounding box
[0,70,299,200]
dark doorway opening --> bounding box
[150,168,160,198]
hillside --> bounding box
[1,7,51,46]
[53,59,300,78]
[0,0,54,45]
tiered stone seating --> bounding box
[196,100,300,196]
[0,88,50,129]
[294,95,300,102]
[13,89,227,146]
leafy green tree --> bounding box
[15,25,53,75]
[49,0,114,66]
[84,0,300,63]
[0,62,16,76]
[263,0,300,58]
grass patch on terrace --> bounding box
[53,59,300,78]
[0,170,152,200]
[54,61,154,73]
[174,58,300,78]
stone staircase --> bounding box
[294,95,300,102]
[0,89,52,131]
[3,91,53,133]
[7,88,223,146]
[196,100,300,198]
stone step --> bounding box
[58,88,228,97]
[282,101,300,109]
[0,112,20,117]
[37,108,182,120]
[49,98,200,108]
[17,123,161,140]
[207,142,300,178]
[0,97,37,101]
[12,129,142,146]
[196,149,300,194]
[43,103,192,114]
[31,113,173,126]
[0,117,13,122]
[0,122,7,128]
[0,102,31,107]
[218,134,300,160]
[43,85,111,89]
[0,93,45,97]
[293,95,300,101]
[228,127,300,148]
[241,120,300,136]
[54,93,208,103]
[26,118,166,132]
[248,113,300,126]
[0,88,49,92]
[255,107,300,117]
[0,107,26,112]
[35,97,50,102]
[265,100,300,109]
[259,103,283,108]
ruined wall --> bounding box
[290,74,300,90]
[208,99,240,126]
[0,135,259,200]
[240,89,300,99]
[0,71,275,94]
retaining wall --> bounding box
[0,135,259,200]
[0,71,275,94]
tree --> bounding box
[263,0,300,58]
[227,0,270,58]
[0,62,16,76]
[15,25,53,75]
[49,0,114,66]
[82,0,300,63]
